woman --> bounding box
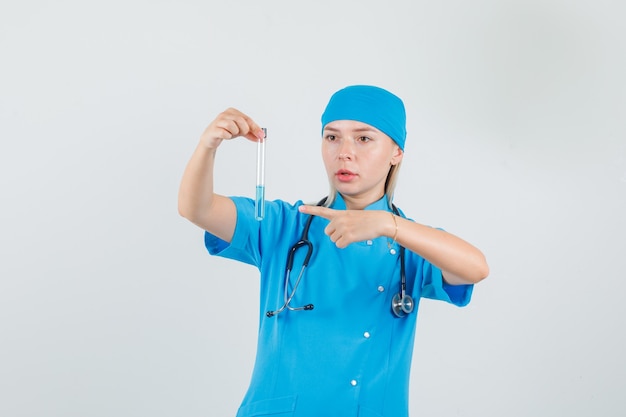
[178,85,489,417]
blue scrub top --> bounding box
[204,194,473,417]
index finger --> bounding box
[298,204,337,220]
[222,108,265,142]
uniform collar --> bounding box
[330,193,392,212]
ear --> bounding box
[390,146,403,166]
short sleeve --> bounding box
[419,259,473,307]
[203,196,261,267]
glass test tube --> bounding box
[255,128,267,221]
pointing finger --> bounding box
[298,205,337,220]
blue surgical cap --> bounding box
[321,85,407,150]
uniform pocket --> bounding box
[236,396,297,417]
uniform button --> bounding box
[350,380,358,386]
[377,285,385,293]
[389,248,397,255]
[363,332,371,339]
[366,239,373,245]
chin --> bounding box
[333,182,358,194]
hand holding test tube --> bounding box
[255,128,267,221]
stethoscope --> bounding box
[266,197,414,318]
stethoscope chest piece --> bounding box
[392,293,414,318]
[390,240,413,318]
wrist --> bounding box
[201,136,223,150]
[389,212,398,242]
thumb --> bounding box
[245,126,266,142]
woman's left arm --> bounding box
[298,206,489,285]
[391,214,489,285]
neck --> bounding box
[341,192,385,210]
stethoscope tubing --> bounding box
[266,197,414,318]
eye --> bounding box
[324,134,336,141]
[357,136,372,143]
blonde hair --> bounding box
[323,160,402,208]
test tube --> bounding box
[255,128,267,221]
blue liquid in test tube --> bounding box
[255,128,267,221]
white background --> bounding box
[1,0,625,416]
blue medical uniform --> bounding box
[204,194,473,417]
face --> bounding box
[321,120,403,208]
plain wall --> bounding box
[1,0,625,416]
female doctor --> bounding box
[178,85,489,417]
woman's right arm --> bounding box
[178,108,265,243]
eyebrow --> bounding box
[323,126,379,134]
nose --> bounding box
[338,139,355,160]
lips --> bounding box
[336,169,357,182]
